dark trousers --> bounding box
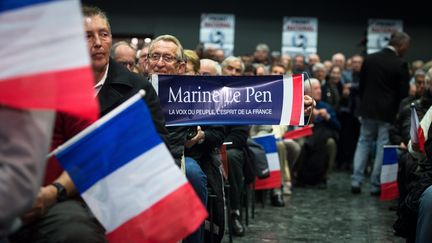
[227,148,245,211]
[336,112,360,169]
[9,200,106,243]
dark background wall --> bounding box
[82,0,432,62]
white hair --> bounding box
[200,58,222,75]
[304,78,320,94]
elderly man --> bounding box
[10,6,168,243]
[296,78,340,188]
[111,41,137,72]
[137,44,150,76]
[147,34,226,243]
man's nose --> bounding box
[93,34,102,47]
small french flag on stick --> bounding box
[410,103,426,153]
[380,145,400,201]
[52,92,207,243]
[252,134,281,190]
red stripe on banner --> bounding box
[0,67,98,121]
[255,171,281,190]
[107,183,208,243]
[283,125,313,140]
[289,74,303,125]
[380,181,399,201]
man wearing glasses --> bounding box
[147,35,226,243]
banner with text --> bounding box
[200,13,235,57]
[151,74,304,126]
[282,17,318,58]
[367,19,403,54]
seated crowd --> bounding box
[3,4,432,243]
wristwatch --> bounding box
[51,182,68,202]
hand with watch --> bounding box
[21,182,67,224]
[51,182,68,202]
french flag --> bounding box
[52,92,207,243]
[380,145,400,201]
[0,0,98,120]
[252,134,281,190]
[410,104,426,153]
[280,74,305,125]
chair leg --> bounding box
[244,184,249,226]
[251,182,256,219]
[224,184,233,243]
[208,187,216,243]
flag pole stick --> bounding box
[47,90,146,158]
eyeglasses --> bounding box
[148,53,178,64]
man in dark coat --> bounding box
[351,31,411,195]
[10,6,168,243]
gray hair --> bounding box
[110,41,134,58]
[312,62,326,72]
[221,56,245,73]
[82,5,111,32]
[200,59,222,75]
[304,78,320,94]
[255,43,270,52]
[149,35,185,62]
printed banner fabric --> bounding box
[151,74,304,126]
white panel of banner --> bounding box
[367,19,403,54]
[200,13,235,57]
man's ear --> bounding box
[177,61,186,74]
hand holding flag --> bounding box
[51,91,207,243]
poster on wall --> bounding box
[367,19,403,54]
[281,17,318,58]
[200,13,235,57]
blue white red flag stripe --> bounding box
[54,92,207,242]
[253,134,281,190]
[0,0,53,12]
[281,74,304,125]
[380,145,399,201]
[0,0,98,120]
[410,104,426,153]
[82,143,187,232]
[57,99,161,193]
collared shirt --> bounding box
[386,46,398,56]
[94,63,109,95]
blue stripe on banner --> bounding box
[383,147,398,165]
[56,99,162,193]
[252,134,277,153]
[0,0,54,13]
